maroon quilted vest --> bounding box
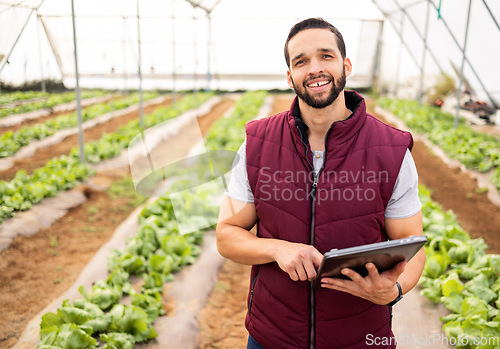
[244,91,413,349]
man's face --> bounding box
[286,28,352,109]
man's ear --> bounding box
[287,70,294,89]
[344,58,353,78]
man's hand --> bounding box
[320,261,406,305]
[273,242,324,281]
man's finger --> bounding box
[365,263,380,280]
[303,261,318,281]
[321,279,360,296]
[340,268,364,284]
[289,270,299,281]
[296,265,308,281]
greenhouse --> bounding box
[0,0,499,348]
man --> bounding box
[216,18,426,349]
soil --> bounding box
[0,97,234,349]
[0,98,172,181]
[199,260,251,349]
[197,95,500,349]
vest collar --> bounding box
[288,90,367,152]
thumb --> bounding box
[393,260,407,276]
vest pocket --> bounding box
[248,272,260,313]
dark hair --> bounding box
[284,17,346,68]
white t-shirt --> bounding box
[224,139,422,219]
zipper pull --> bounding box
[310,175,319,200]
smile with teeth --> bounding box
[307,80,330,88]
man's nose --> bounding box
[308,58,324,75]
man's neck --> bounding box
[298,91,352,143]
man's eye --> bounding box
[323,55,333,59]
[295,60,304,66]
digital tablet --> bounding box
[312,235,427,287]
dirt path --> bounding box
[199,260,251,349]
[198,95,500,349]
[0,98,172,181]
[0,98,234,349]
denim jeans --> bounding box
[247,335,265,349]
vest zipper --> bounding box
[248,271,260,313]
[297,124,333,349]
[309,177,319,349]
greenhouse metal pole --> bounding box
[36,13,46,93]
[371,2,423,96]
[394,0,444,74]
[371,20,384,91]
[172,0,177,107]
[384,14,422,81]
[418,0,431,105]
[71,0,84,163]
[122,16,128,94]
[193,14,198,96]
[136,0,144,128]
[428,0,497,109]
[482,0,500,32]
[206,13,212,92]
[455,0,473,129]
[394,14,405,98]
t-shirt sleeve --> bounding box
[385,149,422,219]
[224,139,255,203]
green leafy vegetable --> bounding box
[418,185,500,347]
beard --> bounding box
[291,68,346,109]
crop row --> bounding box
[0,93,213,223]
[205,90,268,151]
[38,184,220,348]
[0,90,107,119]
[0,91,49,105]
[377,98,500,191]
[36,91,268,348]
[419,185,500,347]
[0,92,159,158]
